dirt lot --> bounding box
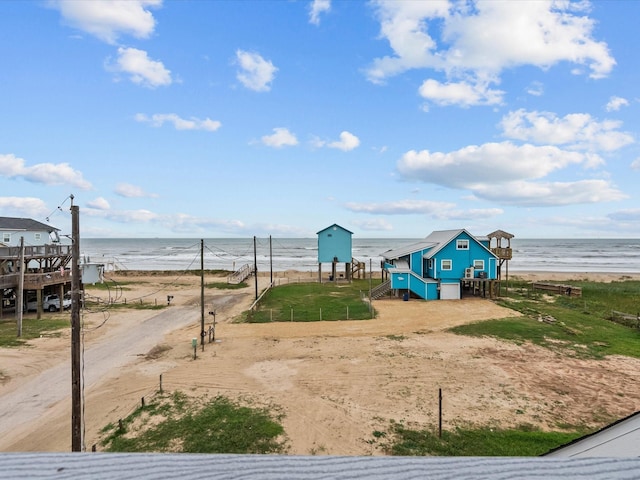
[1,271,639,454]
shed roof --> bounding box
[316,223,353,235]
[0,217,58,233]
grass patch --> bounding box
[206,281,247,290]
[383,423,585,456]
[0,317,69,347]
[452,279,640,359]
[242,280,379,323]
[85,300,166,311]
[101,392,287,454]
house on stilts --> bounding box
[379,229,513,300]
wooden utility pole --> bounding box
[200,239,205,350]
[253,236,258,301]
[16,237,25,337]
[269,235,273,285]
[71,203,82,452]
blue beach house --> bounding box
[381,229,499,300]
[317,224,353,281]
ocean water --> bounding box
[79,237,640,274]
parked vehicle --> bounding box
[25,294,71,312]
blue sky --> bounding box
[1,0,640,239]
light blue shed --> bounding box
[317,224,353,281]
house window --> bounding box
[2,233,10,243]
[456,239,469,250]
[441,259,452,271]
[473,259,484,270]
[428,259,433,269]
[34,233,41,241]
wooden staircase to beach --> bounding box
[351,257,366,279]
[370,280,391,300]
[227,263,255,284]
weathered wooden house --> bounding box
[0,217,72,317]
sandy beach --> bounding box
[1,270,639,454]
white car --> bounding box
[25,294,72,312]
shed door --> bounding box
[440,283,460,300]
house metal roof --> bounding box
[381,229,496,261]
[544,410,640,457]
[0,217,58,233]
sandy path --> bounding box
[1,272,640,454]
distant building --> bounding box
[381,229,500,300]
[0,216,61,247]
[0,217,72,317]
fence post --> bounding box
[319,307,322,321]
[159,374,163,393]
[346,305,349,320]
[291,308,293,322]
[438,388,443,438]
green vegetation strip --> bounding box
[243,280,379,323]
[0,317,69,347]
[383,423,584,456]
[101,392,286,454]
[451,280,640,359]
[206,281,247,290]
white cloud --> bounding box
[367,0,615,106]
[432,208,503,221]
[0,197,49,217]
[398,142,589,186]
[418,79,504,107]
[109,47,172,88]
[135,113,221,131]
[345,199,455,215]
[309,0,331,25]
[608,209,640,221]
[500,109,634,152]
[261,128,298,148]
[472,179,626,206]
[352,218,394,231]
[86,197,111,210]
[85,207,159,223]
[526,81,544,97]
[114,183,157,198]
[396,142,626,206]
[52,0,161,44]
[236,50,278,92]
[605,96,629,112]
[631,158,640,170]
[0,153,92,190]
[327,131,361,151]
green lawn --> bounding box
[243,280,381,322]
[451,279,640,359]
[0,317,69,347]
[383,423,585,456]
[102,392,287,454]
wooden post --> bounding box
[254,236,258,301]
[17,237,25,337]
[438,388,443,438]
[200,239,205,351]
[71,203,82,452]
[159,374,163,393]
